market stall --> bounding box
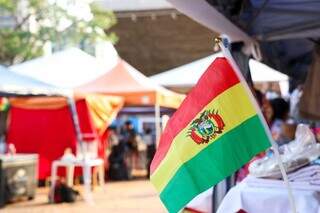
[164,1,320,212]
[0,51,126,209]
[0,65,66,207]
[6,95,123,180]
[7,50,125,180]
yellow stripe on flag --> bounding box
[151,83,257,192]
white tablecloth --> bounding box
[187,188,213,212]
[217,176,320,213]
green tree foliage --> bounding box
[0,0,117,65]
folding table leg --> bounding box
[66,165,74,187]
[98,164,104,187]
[83,163,94,204]
[49,163,58,203]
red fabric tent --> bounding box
[6,96,123,180]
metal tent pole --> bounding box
[67,96,84,156]
[68,96,96,203]
[154,100,161,148]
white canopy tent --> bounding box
[0,65,66,97]
[10,47,119,89]
[151,53,289,95]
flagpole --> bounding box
[217,36,297,213]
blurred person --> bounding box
[290,85,303,120]
[143,128,156,177]
[106,127,119,158]
[121,121,138,174]
[108,139,129,180]
[252,88,273,125]
[107,127,129,181]
[269,98,290,145]
[136,133,147,170]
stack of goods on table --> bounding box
[288,163,320,185]
[216,124,320,213]
[249,124,320,182]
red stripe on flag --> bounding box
[150,58,240,173]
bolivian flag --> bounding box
[150,57,271,212]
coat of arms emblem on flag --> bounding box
[188,110,225,144]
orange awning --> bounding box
[76,60,185,109]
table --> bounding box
[217,176,320,213]
[49,158,104,203]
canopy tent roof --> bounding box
[77,60,185,108]
[151,53,288,87]
[10,47,184,108]
[10,47,119,89]
[0,65,65,97]
[167,0,319,82]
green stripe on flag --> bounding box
[159,115,270,213]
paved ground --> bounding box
[2,180,167,213]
